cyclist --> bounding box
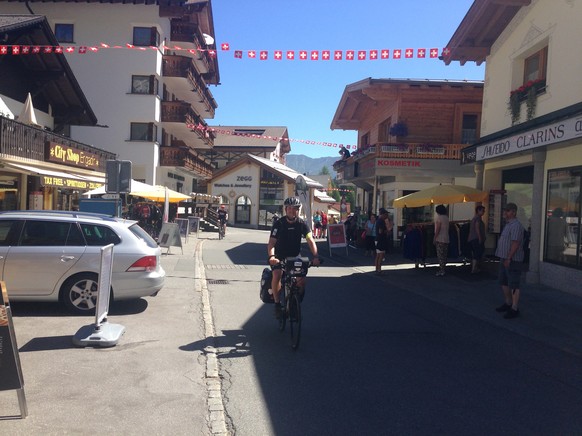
[217,204,228,235]
[267,197,320,319]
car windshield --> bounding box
[128,223,158,248]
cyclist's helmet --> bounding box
[220,204,225,209]
[284,197,301,208]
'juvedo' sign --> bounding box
[474,116,582,162]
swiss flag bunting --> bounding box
[0,42,447,62]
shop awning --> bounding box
[5,162,104,190]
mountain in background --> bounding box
[285,154,338,177]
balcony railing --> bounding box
[162,54,217,115]
[0,116,115,170]
[160,146,213,179]
[169,20,212,72]
[333,142,464,171]
[161,101,215,146]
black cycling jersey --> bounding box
[270,216,310,259]
[217,209,228,223]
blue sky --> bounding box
[210,0,485,158]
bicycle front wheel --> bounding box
[288,293,302,350]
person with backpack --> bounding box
[321,210,328,239]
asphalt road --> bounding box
[205,227,582,436]
[3,226,582,435]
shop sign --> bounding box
[46,141,101,170]
[40,176,103,190]
[376,159,422,168]
[475,115,582,162]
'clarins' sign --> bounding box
[471,116,582,162]
[46,142,101,170]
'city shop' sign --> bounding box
[46,142,101,170]
[474,116,582,162]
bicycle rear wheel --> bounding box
[278,303,286,331]
[288,293,302,350]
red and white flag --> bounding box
[234,50,242,58]
[286,50,295,60]
[322,50,331,60]
[334,50,342,60]
[274,50,283,60]
[260,50,268,60]
[346,50,355,60]
[381,49,390,59]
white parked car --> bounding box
[0,211,165,314]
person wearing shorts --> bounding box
[374,208,389,275]
[494,203,525,319]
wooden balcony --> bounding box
[168,20,213,74]
[160,146,213,179]
[333,142,464,172]
[162,54,217,117]
[0,116,115,169]
[161,100,215,147]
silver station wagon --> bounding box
[0,211,165,313]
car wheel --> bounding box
[60,273,100,314]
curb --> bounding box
[194,239,230,435]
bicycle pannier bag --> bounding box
[259,267,274,303]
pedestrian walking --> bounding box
[375,208,389,274]
[433,205,449,276]
[364,213,377,256]
[494,202,525,319]
[468,205,486,273]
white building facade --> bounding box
[446,0,582,295]
[2,0,220,193]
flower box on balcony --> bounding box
[416,145,445,155]
[381,144,409,153]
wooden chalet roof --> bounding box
[331,78,483,131]
[212,126,289,149]
[442,0,531,66]
[0,15,98,127]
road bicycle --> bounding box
[277,256,319,350]
[218,221,225,239]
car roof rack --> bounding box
[0,210,118,221]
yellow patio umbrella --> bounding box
[130,185,191,203]
[392,184,488,208]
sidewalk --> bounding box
[318,239,582,357]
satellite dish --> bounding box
[202,33,214,45]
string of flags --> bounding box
[0,43,451,60]
[189,124,358,150]
[221,43,446,61]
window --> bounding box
[55,23,74,43]
[523,46,548,83]
[130,122,157,142]
[545,168,581,267]
[461,114,478,144]
[80,224,121,246]
[20,221,83,246]
[379,118,392,142]
[361,132,370,147]
[133,27,160,47]
[131,75,158,95]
